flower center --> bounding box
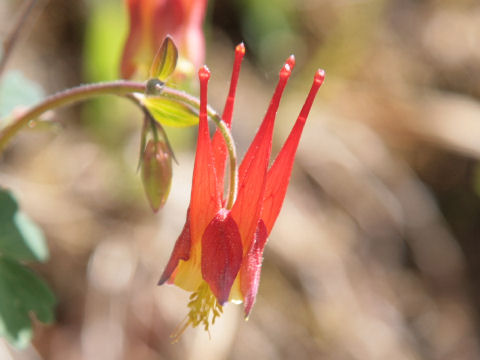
[170,281,223,342]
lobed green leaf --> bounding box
[0,257,55,348]
[0,189,48,262]
[0,71,44,119]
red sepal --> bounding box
[211,43,245,194]
[189,67,222,244]
[241,220,268,318]
[158,211,192,285]
[232,61,292,251]
[201,209,243,305]
[262,69,325,233]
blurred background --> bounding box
[2,0,480,359]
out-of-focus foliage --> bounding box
[83,0,126,82]
[0,257,55,349]
[235,0,299,69]
[0,71,44,118]
[0,189,55,349]
[0,189,47,261]
[82,0,132,147]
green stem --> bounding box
[0,80,146,151]
[0,79,238,208]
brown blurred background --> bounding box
[2,0,480,359]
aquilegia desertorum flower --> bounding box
[159,43,325,339]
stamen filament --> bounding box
[170,282,223,343]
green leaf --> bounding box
[149,36,178,80]
[0,71,44,118]
[0,257,55,348]
[0,189,54,348]
[144,97,199,127]
[0,189,48,262]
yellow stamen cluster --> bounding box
[170,282,223,342]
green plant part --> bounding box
[0,189,55,348]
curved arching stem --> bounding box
[0,80,238,207]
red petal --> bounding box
[231,60,292,251]
[189,67,222,244]
[201,209,243,305]
[262,69,325,233]
[240,220,268,318]
[158,211,191,285]
[211,43,245,194]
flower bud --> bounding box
[149,36,178,80]
[141,139,172,212]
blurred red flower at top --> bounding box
[120,0,207,79]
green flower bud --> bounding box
[141,139,172,212]
[149,36,178,80]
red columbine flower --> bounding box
[159,44,325,337]
[120,0,207,79]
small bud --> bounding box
[141,139,172,212]
[149,36,178,80]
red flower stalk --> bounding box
[159,44,325,337]
[120,0,207,79]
